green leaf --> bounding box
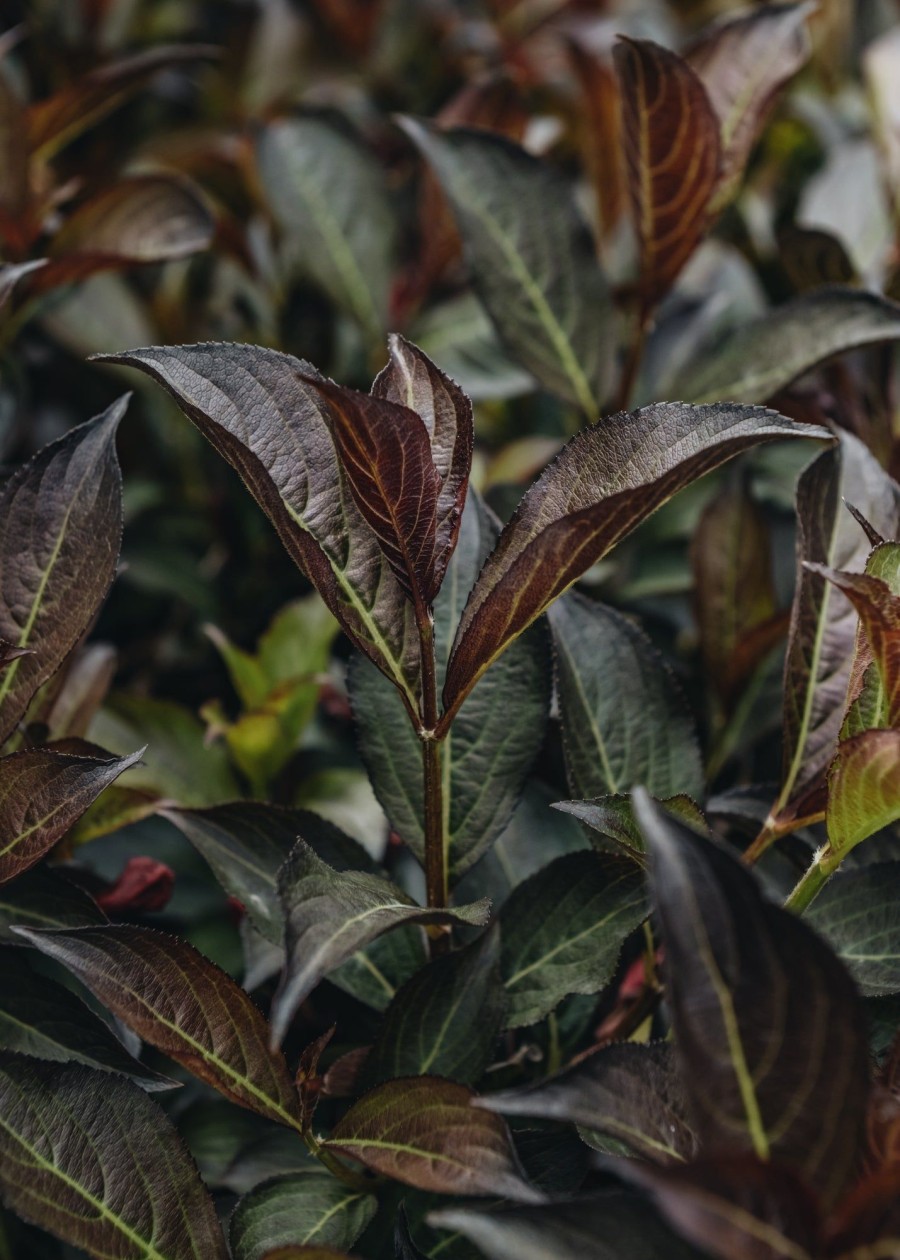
[0,864,105,941]
[806,863,900,995]
[0,1053,228,1258]
[271,842,490,1045]
[553,793,705,866]
[777,435,900,819]
[499,851,647,1029]
[325,1076,542,1200]
[673,288,900,404]
[0,744,144,884]
[430,1190,701,1260]
[634,790,869,1208]
[230,1171,377,1260]
[18,924,303,1129]
[0,950,174,1089]
[0,398,126,742]
[442,404,827,719]
[364,929,506,1085]
[550,593,703,801]
[350,489,550,878]
[409,293,535,402]
[400,121,612,414]
[98,344,422,711]
[258,114,394,340]
[826,729,900,857]
[481,1042,697,1164]
[840,542,900,738]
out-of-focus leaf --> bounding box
[839,542,900,739]
[568,39,624,239]
[442,403,826,720]
[687,3,813,209]
[42,272,156,356]
[826,729,900,858]
[0,865,105,941]
[258,114,394,340]
[99,344,422,712]
[0,398,125,742]
[364,929,505,1085]
[326,1076,542,1200]
[498,852,646,1029]
[0,260,44,309]
[673,289,900,404]
[0,64,30,250]
[0,952,173,1089]
[0,1053,228,1257]
[865,25,900,217]
[350,489,550,878]
[401,120,612,415]
[229,1171,377,1260]
[0,745,143,884]
[409,294,535,402]
[554,793,706,866]
[615,38,721,313]
[68,784,158,846]
[634,791,869,1208]
[90,693,239,806]
[271,842,490,1045]
[482,1042,697,1164]
[807,864,900,995]
[19,925,302,1129]
[550,593,703,801]
[430,1190,701,1260]
[775,436,900,821]
[777,226,855,293]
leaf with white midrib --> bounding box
[229,1170,378,1260]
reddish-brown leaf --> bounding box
[615,37,721,313]
[568,38,625,239]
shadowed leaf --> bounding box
[271,842,490,1046]
[481,1042,697,1164]
[0,260,45,309]
[400,120,613,414]
[97,344,422,711]
[674,288,900,404]
[807,863,900,995]
[634,791,869,1208]
[0,745,144,884]
[230,1171,377,1260]
[615,38,721,313]
[0,865,104,941]
[0,1053,228,1258]
[554,793,705,866]
[442,403,827,719]
[827,729,900,858]
[0,398,126,742]
[18,925,302,1129]
[687,3,813,209]
[499,851,647,1029]
[326,1076,542,1200]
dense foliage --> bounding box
[2,1,900,1257]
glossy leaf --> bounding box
[635,791,869,1208]
[482,1041,697,1164]
[777,436,900,818]
[0,744,144,884]
[271,842,490,1046]
[550,593,703,801]
[350,490,550,877]
[687,3,813,209]
[615,38,721,312]
[99,344,422,711]
[827,729,900,858]
[442,403,826,718]
[0,1053,228,1258]
[401,120,613,415]
[0,398,125,742]
[0,952,173,1089]
[258,115,394,340]
[674,288,900,404]
[499,851,647,1029]
[230,1171,377,1260]
[18,924,303,1130]
[0,865,105,941]
[806,864,900,995]
[364,929,506,1085]
[325,1076,542,1200]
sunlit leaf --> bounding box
[400,120,613,415]
[18,925,303,1129]
[271,842,490,1046]
[442,403,827,719]
[615,38,721,313]
[0,744,143,884]
[230,1170,377,1260]
[0,398,125,742]
[634,791,869,1208]
[0,1053,228,1258]
[325,1076,542,1200]
[826,729,900,859]
[499,852,646,1029]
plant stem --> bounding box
[302,1128,374,1189]
[785,847,838,913]
[416,608,450,928]
[743,809,826,866]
